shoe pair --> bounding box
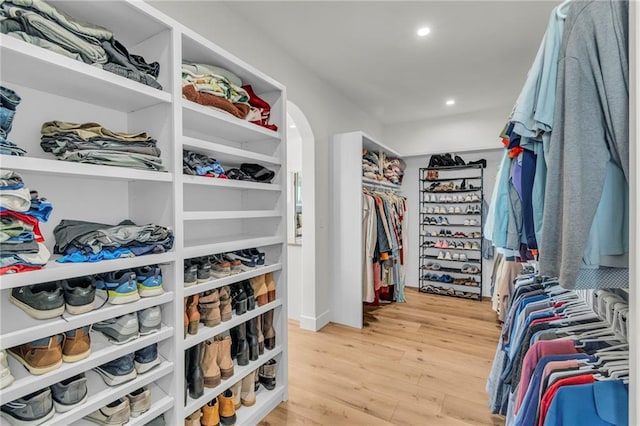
[96,265,164,304]
[464,219,479,226]
[93,306,162,344]
[0,374,88,425]
[437,251,452,261]
[8,326,91,375]
[95,343,160,386]
[84,386,151,424]
[10,277,96,319]
[186,389,236,426]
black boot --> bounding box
[230,283,247,315]
[235,322,250,366]
[242,280,256,311]
[187,344,204,399]
[246,316,259,361]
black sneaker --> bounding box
[10,282,65,319]
[1,388,55,425]
[63,276,96,315]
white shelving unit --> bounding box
[0,1,288,424]
[329,131,403,329]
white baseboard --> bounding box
[299,309,331,331]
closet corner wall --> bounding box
[0,1,288,424]
[329,131,403,329]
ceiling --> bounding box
[224,1,557,125]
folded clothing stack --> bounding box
[362,150,381,180]
[384,157,405,185]
[0,170,53,274]
[53,219,174,263]
[181,62,278,131]
[0,0,162,90]
[0,86,26,156]
[40,120,164,171]
[183,149,226,178]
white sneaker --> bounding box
[464,219,470,226]
[452,253,460,261]
[0,350,14,389]
[472,194,480,202]
[454,206,461,214]
[459,254,467,262]
[437,251,445,260]
[448,207,455,214]
[445,252,452,260]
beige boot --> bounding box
[187,294,200,335]
[250,275,268,306]
[218,286,232,322]
[199,289,221,327]
[202,340,221,387]
[241,371,256,406]
[216,336,234,379]
[183,298,189,338]
[231,380,242,409]
[184,409,201,426]
[265,272,276,302]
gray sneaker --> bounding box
[10,281,65,319]
[137,306,162,335]
[127,387,151,417]
[92,313,140,345]
[85,397,130,425]
[144,414,166,426]
[184,261,198,287]
[1,388,55,425]
[63,276,96,315]
[51,374,88,413]
[95,354,137,386]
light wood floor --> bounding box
[259,288,505,426]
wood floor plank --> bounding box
[259,288,503,426]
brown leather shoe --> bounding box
[9,335,62,375]
[62,326,91,362]
[250,275,268,306]
[217,389,236,425]
[202,340,221,387]
[187,294,200,335]
[201,398,220,426]
[241,371,256,406]
[183,297,189,338]
[265,272,276,302]
[199,289,221,327]
[218,286,232,322]
[215,336,234,379]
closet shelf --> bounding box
[421,266,481,275]
[362,177,402,190]
[420,277,480,288]
[421,255,481,262]
[421,200,481,205]
[0,326,173,404]
[422,189,481,194]
[183,210,281,221]
[184,263,282,297]
[425,164,484,171]
[421,245,481,252]
[38,362,173,426]
[182,136,281,167]
[184,345,283,415]
[235,385,286,426]
[0,156,173,183]
[420,176,481,182]
[421,223,482,228]
[0,292,173,349]
[0,252,176,290]
[183,235,283,260]
[0,34,172,112]
[420,212,481,216]
[420,235,482,241]
[181,174,282,192]
[182,101,280,143]
[183,300,282,350]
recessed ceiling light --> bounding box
[446,99,456,106]
[289,124,296,128]
[417,27,431,37]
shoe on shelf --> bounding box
[8,335,63,375]
[452,253,459,261]
[465,194,473,202]
[460,254,468,262]
[95,354,137,386]
[441,240,449,249]
[187,294,200,335]
[263,309,276,350]
[0,350,14,389]
[199,289,222,327]
[202,340,221,388]
[472,193,481,202]
[231,381,242,409]
[448,206,455,214]
[186,343,204,399]
[444,252,452,261]
[456,241,464,249]
[201,398,220,426]
[241,371,256,406]
[250,275,268,307]
[127,387,151,417]
[210,255,231,278]
[246,248,266,266]
[464,219,470,226]
[464,241,472,249]
[227,252,256,271]
[95,270,140,305]
[10,281,65,319]
[93,313,140,345]
[184,261,198,287]
[63,276,96,315]
[242,280,256,311]
[133,265,164,297]
[223,254,242,275]
[219,286,233,322]
[1,388,55,425]
[259,359,278,390]
[85,397,130,425]
[230,283,248,316]
[437,251,444,260]
[471,241,481,250]
[62,326,91,363]
[191,257,212,283]
[145,414,166,426]
[216,336,234,380]
[218,389,236,426]
[134,343,161,374]
[138,306,162,335]
[185,410,202,426]
[51,373,88,413]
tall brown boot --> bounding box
[215,336,234,379]
[202,340,221,387]
[199,289,221,327]
[250,275,268,306]
[241,371,256,406]
[187,295,200,335]
[265,272,276,302]
[263,309,276,350]
[183,298,189,338]
[218,286,232,322]
[256,314,264,355]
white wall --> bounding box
[151,1,383,329]
[286,118,303,321]
[402,149,503,298]
[384,105,511,156]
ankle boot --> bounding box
[229,327,238,360]
[250,275,268,306]
[217,389,236,426]
[262,309,276,350]
[183,298,189,338]
[201,398,220,426]
[245,317,259,361]
[202,340,221,387]
[218,286,232,322]
[254,367,260,392]
[259,359,277,390]
[216,336,234,380]
[256,313,264,355]
[187,295,200,335]
[230,380,241,409]
[185,409,201,426]
[235,323,249,366]
[199,289,221,327]
[265,272,276,302]
[187,344,204,399]
[230,283,247,315]
[242,280,255,311]
[241,371,256,406]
